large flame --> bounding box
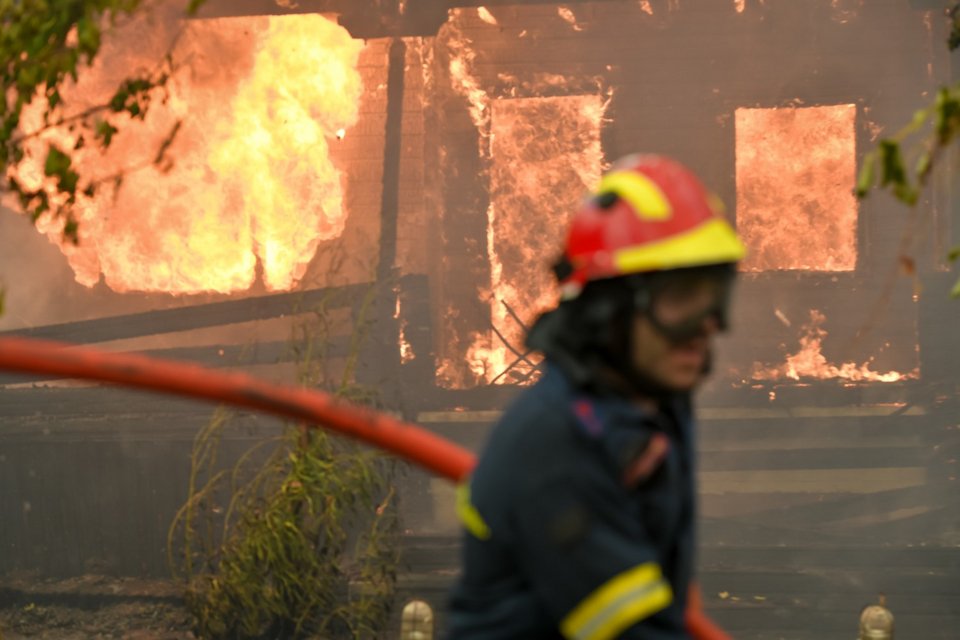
[445,10,489,133]
[751,310,917,383]
[436,9,608,387]
[468,95,605,384]
[736,104,858,272]
[14,12,363,294]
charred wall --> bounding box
[423,1,953,395]
[0,3,959,636]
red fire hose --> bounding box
[0,336,728,639]
[0,336,475,481]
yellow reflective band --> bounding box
[456,482,491,540]
[614,217,747,274]
[560,562,673,640]
[597,171,672,220]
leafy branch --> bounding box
[0,0,206,242]
[857,2,960,297]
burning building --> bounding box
[0,0,959,637]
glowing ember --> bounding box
[736,104,858,271]
[734,0,746,12]
[468,96,605,384]
[831,0,863,23]
[557,6,584,31]
[751,310,917,383]
[14,14,363,294]
[395,295,415,364]
[639,1,654,16]
[774,308,792,327]
[477,7,499,25]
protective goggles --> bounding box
[629,265,736,343]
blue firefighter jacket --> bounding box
[447,363,697,640]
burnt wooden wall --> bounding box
[425,0,953,383]
[1,2,960,638]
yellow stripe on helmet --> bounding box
[597,170,672,221]
[614,217,747,274]
[560,562,673,640]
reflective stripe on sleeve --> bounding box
[560,562,673,640]
[456,482,491,540]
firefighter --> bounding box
[447,154,746,639]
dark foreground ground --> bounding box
[0,574,191,639]
[2,536,959,639]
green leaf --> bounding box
[95,120,118,148]
[948,245,960,262]
[877,139,918,205]
[63,218,79,244]
[915,151,933,184]
[952,274,960,298]
[893,181,918,206]
[856,153,876,199]
[43,146,70,177]
[76,17,101,59]
[950,3,960,50]
[109,88,129,112]
[59,168,79,194]
[878,139,906,186]
[934,87,960,145]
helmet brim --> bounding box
[613,218,747,275]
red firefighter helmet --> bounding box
[558,155,746,299]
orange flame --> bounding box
[736,104,858,272]
[751,310,918,383]
[468,95,605,385]
[14,13,363,294]
[436,10,608,387]
[395,295,415,365]
[445,11,489,132]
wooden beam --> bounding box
[0,283,371,346]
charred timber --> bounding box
[0,283,372,346]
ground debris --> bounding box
[0,574,193,639]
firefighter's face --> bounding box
[629,278,724,391]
